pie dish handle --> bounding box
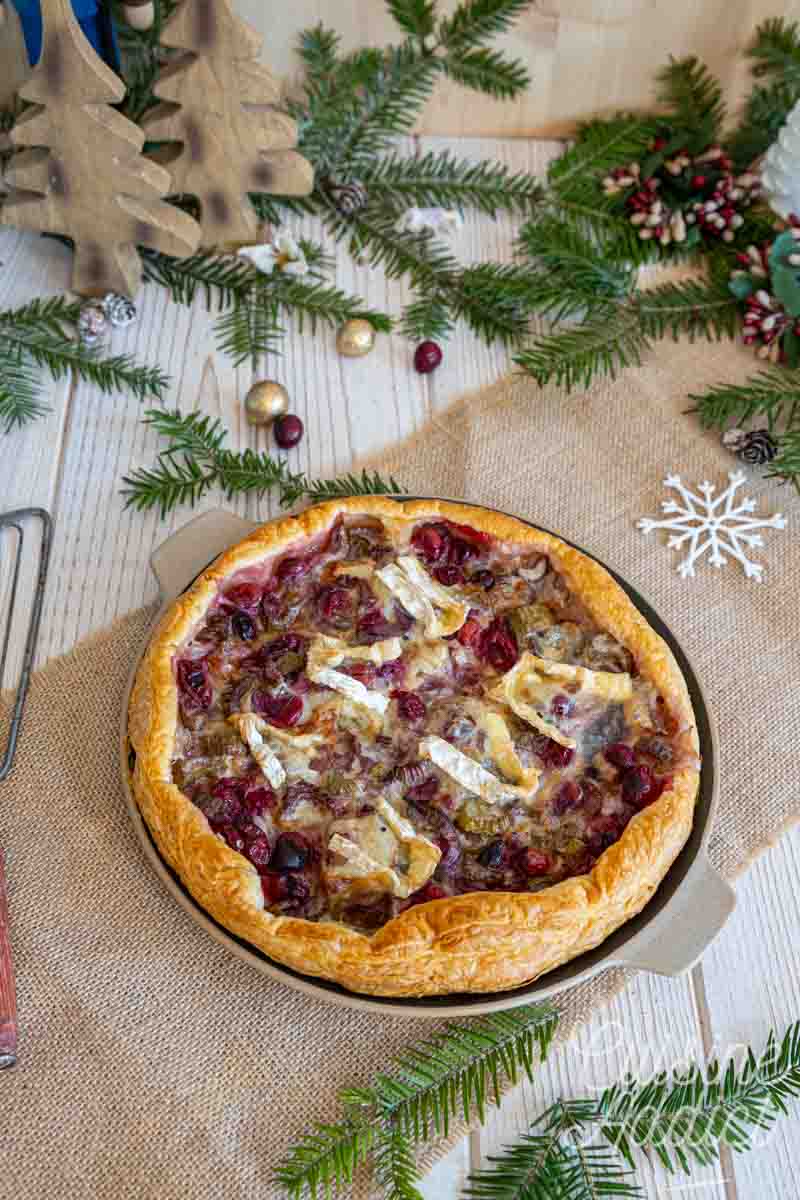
[612,855,735,976]
[150,510,260,603]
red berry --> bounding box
[407,882,447,907]
[221,582,262,613]
[520,848,551,876]
[414,340,443,374]
[434,564,464,586]
[246,835,273,868]
[456,616,482,647]
[691,174,707,189]
[551,693,573,718]
[252,691,304,727]
[622,763,655,806]
[412,523,448,563]
[274,414,304,449]
[345,661,378,687]
[478,617,519,673]
[222,825,246,854]
[605,742,636,770]
[393,690,426,722]
[652,137,667,151]
[552,779,582,815]
[542,740,575,769]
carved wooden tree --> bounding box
[3,0,200,297]
[142,0,313,246]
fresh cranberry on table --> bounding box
[477,617,519,672]
[605,742,636,770]
[413,340,443,374]
[392,690,426,722]
[274,414,304,449]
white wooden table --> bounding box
[1,138,798,1199]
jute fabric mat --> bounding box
[1,335,798,1197]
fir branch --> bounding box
[438,0,533,51]
[270,278,394,336]
[122,411,407,516]
[0,344,50,433]
[769,428,800,492]
[727,80,800,170]
[441,46,530,100]
[599,1023,800,1173]
[114,0,181,123]
[747,17,800,85]
[140,248,256,310]
[689,367,800,432]
[465,1100,641,1200]
[516,217,634,319]
[514,306,649,391]
[387,0,437,38]
[548,116,661,201]
[276,1004,558,1200]
[362,148,543,217]
[632,279,740,342]
[655,56,725,145]
[374,1124,426,1200]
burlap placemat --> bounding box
[1,335,798,1199]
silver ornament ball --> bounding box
[244,380,290,426]
[77,302,109,347]
[336,318,376,358]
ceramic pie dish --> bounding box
[124,500,733,1010]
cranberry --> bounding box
[622,764,655,805]
[277,555,312,583]
[246,835,273,868]
[411,523,448,563]
[434,564,464,587]
[478,840,505,868]
[222,583,262,614]
[407,882,447,907]
[261,873,289,904]
[552,779,583,815]
[252,691,304,727]
[414,340,443,373]
[471,569,495,590]
[232,611,256,641]
[241,786,275,817]
[317,585,352,622]
[269,834,308,872]
[211,778,245,824]
[393,690,426,722]
[345,661,378,687]
[478,617,519,673]
[445,521,492,549]
[176,658,212,710]
[456,616,482,648]
[274,414,304,449]
[520,848,551,876]
[551,694,573,718]
[541,741,575,769]
[221,825,246,854]
[606,743,636,770]
[377,659,406,685]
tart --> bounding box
[129,499,700,997]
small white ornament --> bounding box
[397,207,464,237]
[761,97,800,219]
[637,472,786,582]
[238,232,308,277]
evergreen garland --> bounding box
[277,1019,800,1200]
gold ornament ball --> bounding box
[244,381,290,426]
[336,318,376,358]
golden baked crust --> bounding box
[128,498,700,997]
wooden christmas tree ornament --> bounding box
[2,0,201,297]
[142,0,314,246]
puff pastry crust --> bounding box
[128,499,699,997]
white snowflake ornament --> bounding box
[637,471,786,582]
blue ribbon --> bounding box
[10,0,120,70]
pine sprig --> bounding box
[689,366,800,431]
[122,410,407,516]
[514,306,649,391]
[361,148,543,217]
[441,46,530,100]
[655,56,725,145]
[374,1123,426,1200]
[0,296,169,431]
[275,1003,558,1200]
[438,0,532,50]
[747,17,800,84]
[386,0,437,38]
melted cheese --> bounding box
[326,798,440,899]
[477,708,541,795]
[418,734,527,804]
[376,558,468,639]
[228,714,286,788]
[490,652,632,749]
[306,634,399,717]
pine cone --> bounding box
[329,179,368,216]
[102,293,137,329]
[723,428,778,465]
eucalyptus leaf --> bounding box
[783,326,800,368]
[771,263,800,316]
[729,273,757,300]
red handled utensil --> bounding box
[0,848,16,1068]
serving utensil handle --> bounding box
[150,511,260,602]
[0,849,17,1068]
[614,854,735,976]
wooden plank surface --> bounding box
[0,136,797,1199]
